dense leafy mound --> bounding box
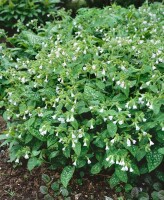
[0,2,164,189]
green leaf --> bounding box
[151,191,159,200]
[115,167,128,183]
[44,194,54,200]
[108,173,120,189]
[107,122,117,137]
[60,187,69,197]
[158,190,164,200]
[49,151,59,159]
[73,142,81,156]
[158,147,164,155]
[146,149,163,172]
[42,174,51,184]
[51,182,60,191]
[136,149,146,161]
[153,182,163,191]
[27,157,40,171]
[156,171,164,182]
[91,162,102,174]
[125,184,132,192]
[40,186,48,194]
[25,117,35,127]
[60,166,75,188]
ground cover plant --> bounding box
[0,1,164,199]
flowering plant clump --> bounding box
[0,2,164,188]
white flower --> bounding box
[72,142,75,148]
[128,114,131,118]
[133,140,136,144]
[83,142,87,146]
[73,160,77,166]
[135,125,140,131]
[15,158,19,163]
[69,116,74,122]
[108,116,113,120]
[111,138,115,144]
[118,107,122,112]
[87,159,91,164]
[90,124,94,129]
[23,115,26,120]
[105,145,109,150]
[92,65,96,70]
[143,118,147,122]
[24,153,29,159]
[119,120,123,125]
[116,80,121,85]
[127,139,131,147]
[106,157,110,161]
[110,159,115,164]
[39,65,43,69]
[162,127,164,131]
[58,117,65,123]
[52,115,56,119]
[103,117,107,122]
[149,104,153,110]
[133,105,137,109]
[146,81,150,86]
[102,69,106,75]
[38,113,43,117]
[99,108,104,113]
[89,106,93,110]
[130,168,134,172]
[113,121,117,124]
[149,140,154,146]
[143,131,147,136]
[72,134,76,139]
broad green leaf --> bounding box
[107,122,117,137]
[158,190,164,200]
[42,174,51,184]
[27,157,40,171]
[73,142,81,156]
[60,166,75,188]
[146,149,163,172]
[115,167,128,183]
[51,182,60,191]
[91,162,102,174]
[108,173,120,189]
[40,186,48,194]
[49,151,59,159]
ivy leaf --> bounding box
[146,149,163,172]
[115,167,128,183]
[107,122,117,137]
[91,162,102,174]
[60,166,75,188]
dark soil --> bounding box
[0,117,121,200]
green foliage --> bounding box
[0,2,164,190]
[61,166,75,188]
[0,0,60,29]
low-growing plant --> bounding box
[0,2,164,191]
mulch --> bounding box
[0,116,121,200]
